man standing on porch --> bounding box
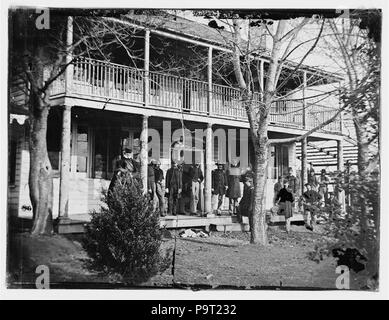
[212,163,228,215]
[148,159,156,204]
[227,160,242,215]
[189,161,204,215]
[166,161,183,216]
[108,148,137,194]
[154,160,166,216]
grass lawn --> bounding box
[7,225,371,290]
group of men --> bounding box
[158,160,204,216]
[273,163,341,232]
[109,147,260,218]
[211,161,255,218]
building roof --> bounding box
[122,11,343,82]
[123,11,238,48]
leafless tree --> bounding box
[10,9,169,234]
[206,13,347,244]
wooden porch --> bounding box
[54,212,305,234]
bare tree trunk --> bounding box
[29,98,54,235]
[250,121,268,245]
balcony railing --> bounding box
[55,57,341,134]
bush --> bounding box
[309,170,380,286]
[83,172,165,284]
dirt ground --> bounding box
[7,225,370,290]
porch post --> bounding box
[207,46,213,115]
[140,115,149,193]
[302,70,307,129]
[144,29,150,106]
[301,70,308,194]
[337,139,344,171]
[205,123,213,214]
[301,138,308,194]
[58,105,72,220]
[337,139,345,207]
[65,16,74,94]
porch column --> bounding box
[144,29,150,106]
[140,115,149,193]
[302,70,307,129]
[65,16,74,94]
[59,105,72,219]
[207,46,213,115]
[301,70,308,194]
[204,123,213,214]
[337,139,344,171]
[301,138,308,194]
[337,139,345,207]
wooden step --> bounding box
[268,213,305,223]
[210,223,250,232]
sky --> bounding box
[172,9,359,76]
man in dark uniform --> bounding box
[212,163,228,215]
[108,148,137,195]
[318,169,330,206]
[147,159,156,203]
[227,160,242,215]
[154,160,166,216]
[166,161,182,216]
[178,162,190,215]
[275,180,294,233]
[303,183,322,231]
[238,176,254,223]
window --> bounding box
[269,145,289,179]
[94,128,108,179]
[92,126,135,179]
[76,125,88,173]
[276,145,289,178]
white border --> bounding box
[1,0,388,300]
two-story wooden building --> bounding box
[8,11,346,232]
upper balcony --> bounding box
[51,57,342,135]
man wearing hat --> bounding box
[275,180,294,233]
[148,159,156,205]
[108,148,138,194]
[303,183,322,231]
[189,161,204,215]
[318,169,330,206]
[166,160,182,215]
[227,159,242,215]
[212,163,228,215]
[238,175,254,222]
[153,160,166,216]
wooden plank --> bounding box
[269,213,305,223]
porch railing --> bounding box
[62,57,342,134]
